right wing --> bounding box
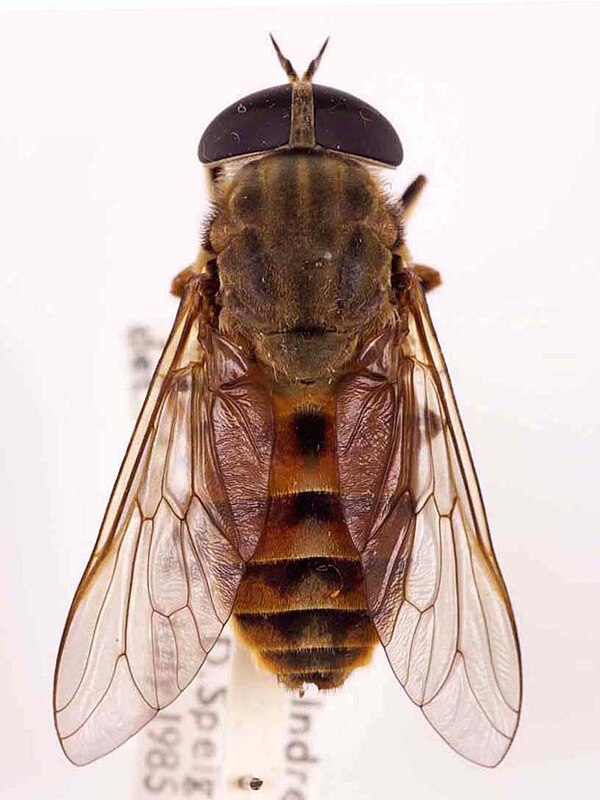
[53,279,274,765]
[336,291,521,767]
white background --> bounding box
[1,2,599,799]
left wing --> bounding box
[54,280,273,764]
[336,281,522,766]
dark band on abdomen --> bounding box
[232,384,378,690]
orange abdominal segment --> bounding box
[232,381,379,690]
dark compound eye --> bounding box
[312,84,402,167]
[198,82,403,168]
[198,84,292,164]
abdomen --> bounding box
[232,382,379,690]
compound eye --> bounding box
[198,84,292,164]
[313,85,403,167]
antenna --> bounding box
[269,35,330,83]
[269,34,298,82]
[303,37,329,81]
[269,36,332,149]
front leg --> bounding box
[412,263,442,292]
[401,174,427,220]
[171,250,221,328]
[399,175,442,294]
[171,262,201,298]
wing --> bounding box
[336,281,522,767]
[53,279,273,765]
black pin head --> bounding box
[198,38,402,168]
[238,776,264,791]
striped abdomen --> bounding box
[232,383,378,690]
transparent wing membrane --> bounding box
[337,282,521,766]
[54,282,273,764]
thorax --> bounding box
[208,151,400,382]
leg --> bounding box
[171,251,221,327]
[394,244,442,296]
[392,257,441,297]
[398,176,441,293]
[171,263,202,298]
[171,247,217,298]
[401,174,427,220]
[413,263,442,293]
